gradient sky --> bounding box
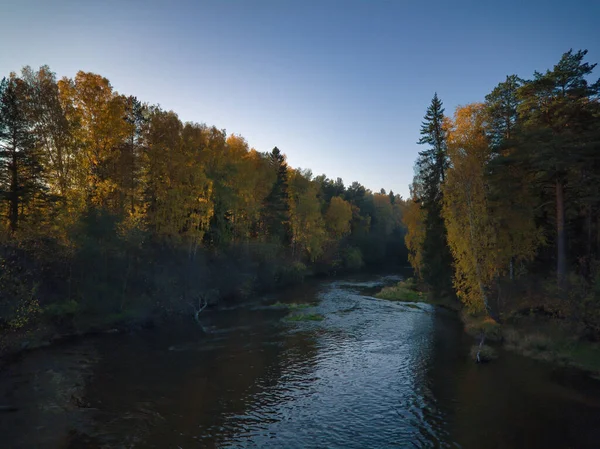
[1,0,598,197]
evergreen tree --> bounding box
[485,74,522,151]
[0,75,45,233]
[485,75,541,281]
[120,95,147,215]
[516,49,600,290]
[262,147,292,244]
[413,93,453,296]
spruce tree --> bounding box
[262,147,292,245]
[413,93,453,296]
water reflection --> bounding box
[1,275,600,448]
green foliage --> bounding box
[406,49,600,350]
[0,62,410,347]
[277,261,308,286]
[44,299,79,318]
[0,244,41,330]
[463,313,503,342]
[271,302,312,310]
[262,147,292,245]
[376,284,422,302]
[412,93,454,297]
[285,313,324,322]
[342,246,364,271]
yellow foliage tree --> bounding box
[325,196,352,239]
[143,109,213,255]
[402,196,426,279]
[58,72,130,211]
[443,103,498,312]
[288,169,326,261]
[444,103,543,313]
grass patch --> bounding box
[463,313,503,342]
[375,278,424,302]
[285,313,324,322]
[503,324,600,374]
[376,285,422,302]
[375,278,460,311]
[271,301,313,310]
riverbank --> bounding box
[0,314,157,370]
[463,312,600,378]
[374,278,460,311]
[0,267,404,366]
[375,279,600,378]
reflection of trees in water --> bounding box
[392,306,458,448]
[0,339,101,449]
[424,309,600,449]
[65,303,320,448]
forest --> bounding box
[0,66,407,342]
[405,49,600,345]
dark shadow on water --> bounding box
[2,274,600,448]
[424,307,600,449]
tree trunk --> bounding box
[556,180,567,290]
[586,204,593,278]
[9,145,18,233]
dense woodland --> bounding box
[0,67,407,335]
[405,50,600,338]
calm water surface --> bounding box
[1,274,600,448]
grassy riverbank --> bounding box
[463,312,600,377]
[374,278,460,311]
[374,278,600,377]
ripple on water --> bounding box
[2,275,600,448]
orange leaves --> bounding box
[443,103,495,311]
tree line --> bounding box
[0,67,407,333]
[405,49,600,335]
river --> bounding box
[1,274,600,448]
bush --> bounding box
[342,246,364,271]
[44,300,79,319]
[463,313,503,342]
[278,261,308,286]
[0,245,41,330]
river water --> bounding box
[1,274,600,448]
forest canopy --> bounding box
[0,66,407,333]
[404,49,600,337]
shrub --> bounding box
[278,261,308,286]
[342,246,364,271]
[44,299,79,323]
[463,313,503,342]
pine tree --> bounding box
[516,49,600,290]
[485,75,541,281]
[0,75,45,233]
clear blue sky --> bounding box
[1,0,598,198]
